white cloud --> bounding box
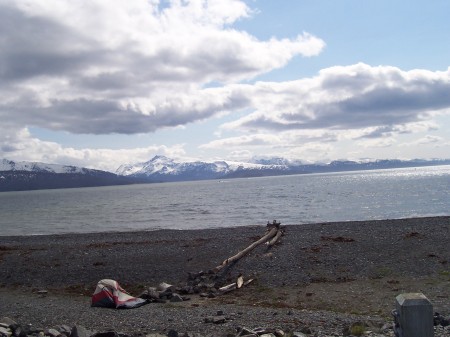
[222,64,450,132]
[0,0,325,135]
[400,135,444,147]
[2,1,449,167]
[0,127,186,172]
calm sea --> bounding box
[0,165,449,236]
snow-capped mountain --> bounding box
[116,155,450,183]
[1,158,89,174]
[116,155,289,181]
[0,159,135,192]
[2,156,449,191]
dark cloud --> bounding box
[0,5,98,83]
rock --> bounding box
[290,333,307,337]
[252,328,268,334]
[260,334,276,337]
[91,332,118,337]
[434,312,450,327]
[236,327,257,336]
[23,325,42,336]
[213,316,226,324]
[71,325,92,337]
[157,282,175,292]
[180,286,194,295]
[274,330,285,337]
[45,328,61,337]
[10,324,25,337]
[0,327,12,337]
[167,330,178,337]
[298,327,311,335]
[0,319,16,328]
[58,325,72,337]
[145,334,166,337]
[170,293,184,302]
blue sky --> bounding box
[1,0,449,172]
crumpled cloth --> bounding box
[91,279,148,309]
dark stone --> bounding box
[11,324,26,337]
[236,327,258,337]
[434,312,450,327]
[167,330,178,337]
[213,316,226,324]
[58,325,72,337]
[70,325,92,337]
[91,332,119,337]
[170,293,184,302]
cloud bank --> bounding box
[0,0,324,134]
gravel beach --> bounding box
[1,216,449,336]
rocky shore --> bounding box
[1,217,449,336]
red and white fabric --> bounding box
[91,279,148,309]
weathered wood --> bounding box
[219,278,254,294]
[213,227,279,272]
[218,282,237,293]
[267,229,283,248]
[236,275,244,289]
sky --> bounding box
[1,0,449,172]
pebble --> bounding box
[0,315,449,337]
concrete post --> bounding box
[395,293,434,337]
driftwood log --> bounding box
[219,278,254,294]
[213,226,279,273]
[267,228,283,248]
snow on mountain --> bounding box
[0,158,138,192]
[116,155,288,178]
[0,159,87,174]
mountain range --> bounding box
[0,159,136,192]
[1,156,449,192]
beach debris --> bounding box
[219,275,254,294]
[92,222,285,306]
[138,283,191,303]
[214,221,283,273]
[184,221,284,297]
[91,279,148,309]
[236,274,244,289]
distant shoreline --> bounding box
[0,215,449,238]
[2,159,449,192]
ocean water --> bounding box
[0,165,449,236]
